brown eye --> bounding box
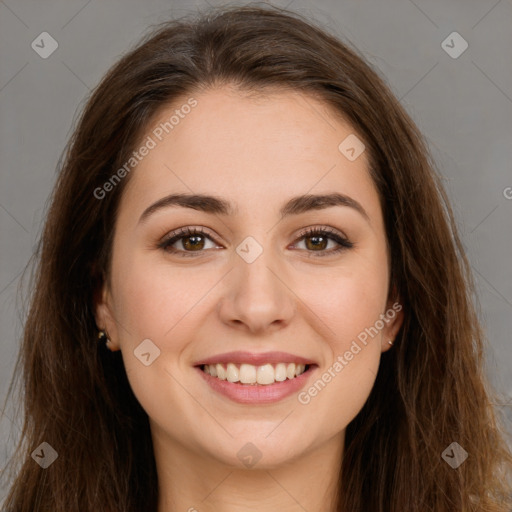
[158,226,353,258]
[180,234,206,251]
[304,233,329,251]
[294,227,353,257]
[158,227,219,257]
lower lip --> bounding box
[195,365,318,404]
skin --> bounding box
[95,85,404,512]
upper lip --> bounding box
[194,351,317,367]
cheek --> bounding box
[294,251,388,424]
[297,284,384,434]
[111,247,213,340]
[110,250,206,424]
[302,345,380,436]
[299,250,389,350]
[328,276,388,348]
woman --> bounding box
[2,4,511,511]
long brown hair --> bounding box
[2,4,511,511]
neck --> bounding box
[152,424,344,512]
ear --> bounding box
[380,292,404,353]
[93,276,121,351]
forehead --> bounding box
[119,86,380,222]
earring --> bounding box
[388,339,394,346]
[98,329,112,350]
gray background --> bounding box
[1,0,511,503]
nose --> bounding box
[217,246,296,335]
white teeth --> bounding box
[257,364,275,385]
[239,363,257,384]
[226,363,239,383]
[275,363,287,382]
[216,363,226,380]
[295,364,305,377]
[202,362,308,385]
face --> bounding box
[95,86,403,469]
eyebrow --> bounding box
[138,192,370,224]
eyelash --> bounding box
[157,226,354,258]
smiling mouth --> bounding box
[199,362,314,386]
